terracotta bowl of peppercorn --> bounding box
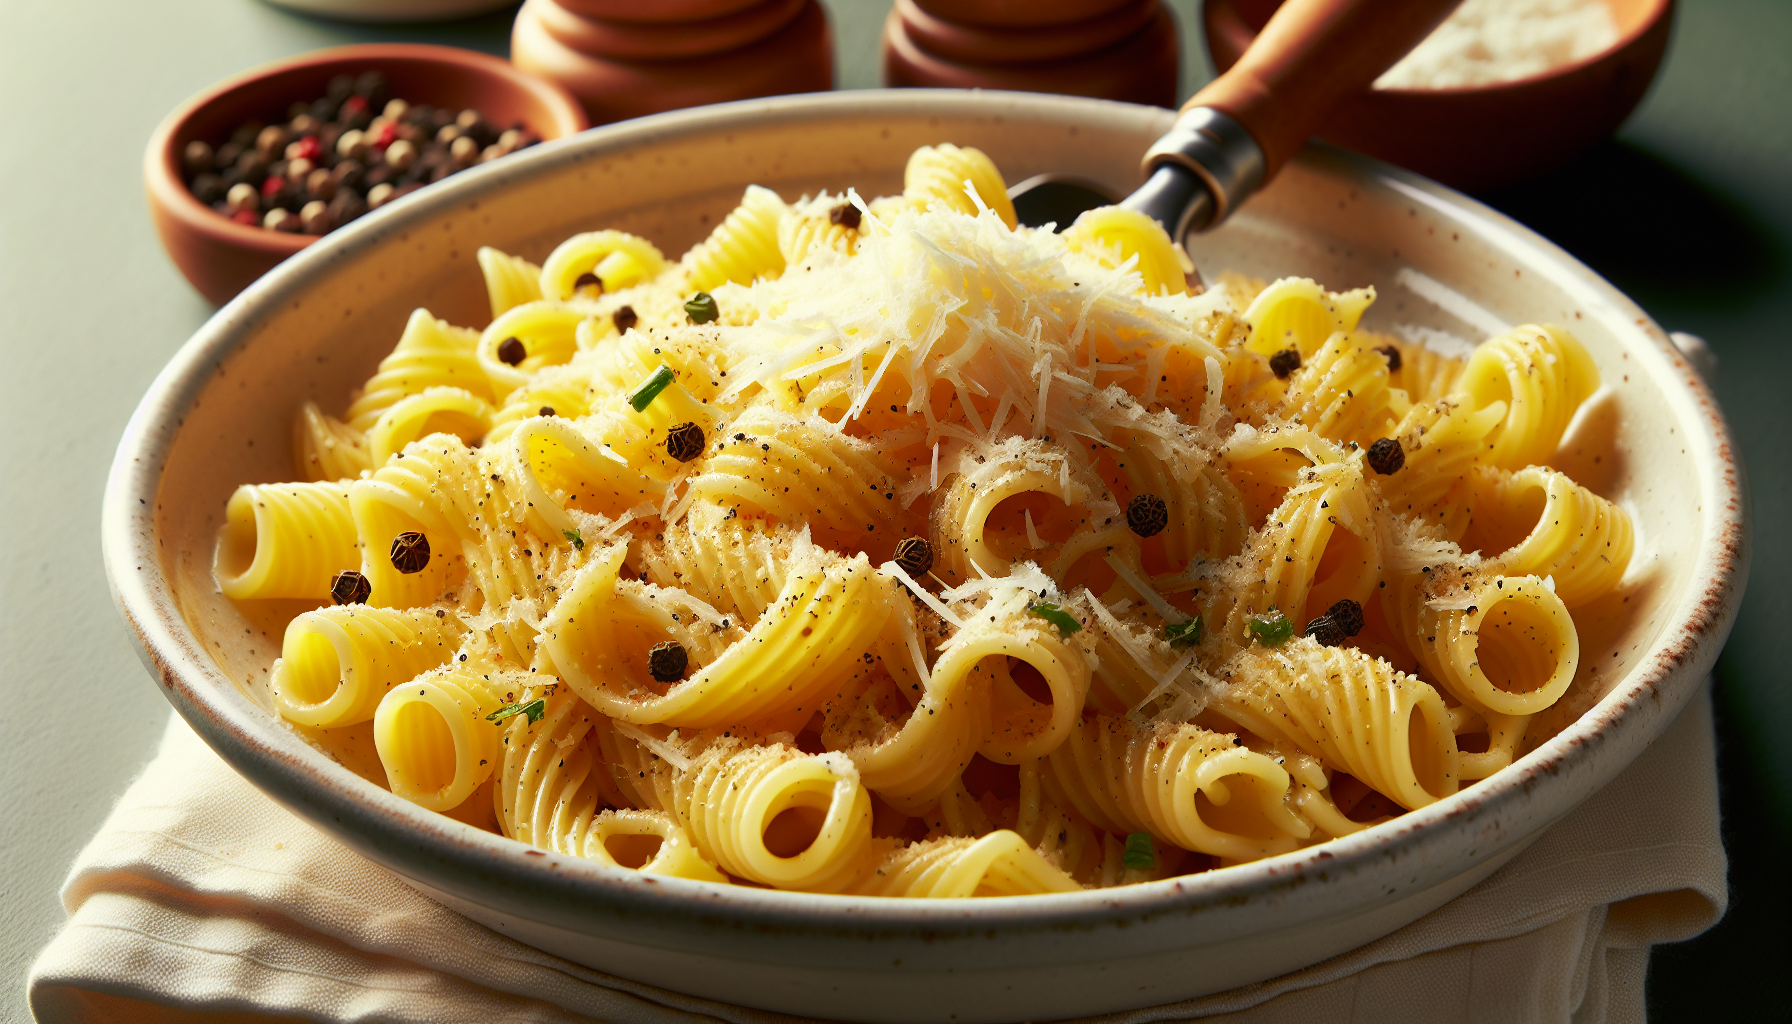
[145,43,588,305]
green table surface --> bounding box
[2,1,1785,1020]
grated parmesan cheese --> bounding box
[1377,0,1620,91]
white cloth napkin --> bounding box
[29,684,1726,1024]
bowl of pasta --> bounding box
[104,89,1746,1022]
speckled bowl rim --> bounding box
[104,90,1749,942]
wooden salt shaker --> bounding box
[512,0,834,126]
[882,0,1178,107]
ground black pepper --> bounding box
[1377,344,1402,371]
[497,336,526,366]
[613,305,638,333]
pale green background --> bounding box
[1,2,1785,1021]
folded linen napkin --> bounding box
[30,685,1726,1024]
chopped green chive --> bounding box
[487,698,546,725]
[1029,602,1081,638]
[629,365,676,412]
[1123,832,1155,871]
[1162,615,1203,648]
[684,291,718,324]
[1248,607,1294,647]
[562,528,584,550]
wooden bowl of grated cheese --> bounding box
[1205,0,1675,192]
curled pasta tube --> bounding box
[346,308,491,430]
[1449,706,1531,782]
[686,407,905,556]
[932,437,1104,584]
[601,725,874,891]
[1240,277,1375,359]
[498,694,727,881]
[1062,206,1189,296]
[476,246,543,319]
[539,229,667,301]
[582,809,728,883]
[483,371,594,446]
[272,605,467,728]
[824,605,991,812]
[214,481,359,600]
[545,543,893,727]
[477,302,588,398]
[1385,570,1580,718]
[779,191,863,265]
[497,687,628,850]
[682,185,789,292]
[373,664,510,812]
[1375,397,1506,541]
[1206,459,1381,646]
[1458,323,1599,469]
[292,401,372,482]
[365,386,494,467]
[850,832,1083,897]
[1279,331,1407,445]
[902,143,1017,230]
[1042,714,1310,863]
[504,414,663,539]
[1213,640,1461,811]
[1464,466,1634,607]
[931,590,1091,765]
[348,435,507,611]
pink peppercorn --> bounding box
[368,121,397,150]
[260,175,287,199]
[230,209,260,226]
[288,135,322,162]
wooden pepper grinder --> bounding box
[882,0,1178,107]
[512,0,834,126]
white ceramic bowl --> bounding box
[104,91,1747,1023]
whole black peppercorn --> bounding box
[497,336,527,366]
[327,73,355,100]
[829,202,862,229]
[613,305,638,333]
[183,140,215,177]
[1126,493,1170,538]
[1324,598,1365,637]
[1302,615,1346,647]
[389,531,431,574]
[191,174,227,205]
[538,406,556,417]
[330,569,372,605]
[666,422,706,463]
[647,641,688,683]
[1269,348,1301,379]
[894,536,934,577]
[573,271,602,294]
[1377,344,1402,372]
[1366,437,1405,475]
[353,71,390,106]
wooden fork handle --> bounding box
[1185,0,1462,181]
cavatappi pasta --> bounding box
[218,144,1634,897]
